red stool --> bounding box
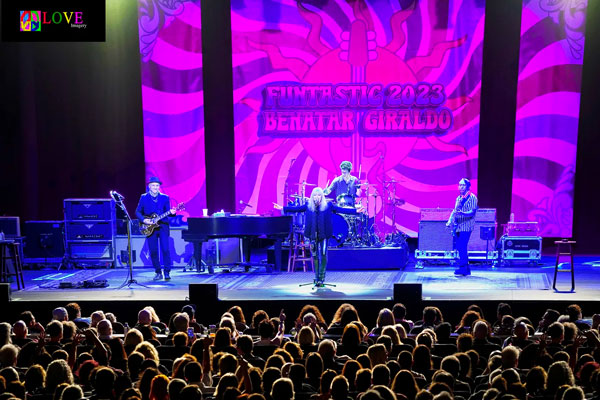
[0,240,25,290]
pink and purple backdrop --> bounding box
[511,0,587,237]
[137,0,205,218]
[232,0,485,236]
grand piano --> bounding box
[182,215,292,273]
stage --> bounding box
[8,255,600,303]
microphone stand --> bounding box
[113,194,149,289]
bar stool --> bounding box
[553,239,575,291]
[0,240,25,290]
[287,228,314,272]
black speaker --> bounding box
[393,283,422,304]
[480,226,496,240]
[23,221,65,261]
[189,283,218,304]
[0,283,10,305]
[64,199,114,220]
[0,217,20,238]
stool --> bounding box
[0,241,25,290]
[287,229,314,272]
[553,239,575,291]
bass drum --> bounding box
[330,213,349,247]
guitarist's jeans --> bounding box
[147,224,172,274]
[454,230,472,269]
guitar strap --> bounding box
[456,191,471,212]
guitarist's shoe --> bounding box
[164,272,171,281]
[153,272,163,280]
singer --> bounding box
[276,187,356,287]
[135,176,176,280]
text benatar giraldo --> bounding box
[260,83,453,134]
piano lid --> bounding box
[183,215,292,239]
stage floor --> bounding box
[8,256,600,303]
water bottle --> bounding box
[0,231,4,240]
[510,213,515,222]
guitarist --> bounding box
[135,176,176,281]
[446,178,478,276]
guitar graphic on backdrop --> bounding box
[140,202,185,237]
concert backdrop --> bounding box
[511,0,587,237]
[232,0,485,236]
[137,0,204,218]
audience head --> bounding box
[138,309,152,325]
[539,309,560,331]
[270,377,294,400]
[90,311,105,327]
[52,307,68,322]
[565,304,583,321]
[0,345,19,367]
[65,303,82,321]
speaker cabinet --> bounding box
[418,221,453,251]
[418,221,497,252]
[0,217,20,238]
[23,221,65,262]
[188,284,219,321]
[394,283,423,312]
[0,283,10,305]
[64,199,115,221]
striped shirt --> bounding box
[449,192,478,232]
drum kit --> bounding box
[283,178,407,247]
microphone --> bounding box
[239,200,253,208]
[110,190,124,200]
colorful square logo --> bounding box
[20,10,41,31]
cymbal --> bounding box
[383,179,406,183]
[292,182,316,186]
[387,199,406,205]
[290,194,303,198]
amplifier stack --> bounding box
[64,199,116,267]
[416,208,498,264]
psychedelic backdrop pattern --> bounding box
[511,0,587,237]
[137,0,205,217]
[232,0,485,236]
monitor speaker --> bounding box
[0,283,10,305]
[189,283,218,304]
[393,283,422,305]
[480,226,496,240]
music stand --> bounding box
[112,192,149,289]
[479,226,496,266]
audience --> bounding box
[0,301,598,400]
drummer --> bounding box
[324,161,361,207]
